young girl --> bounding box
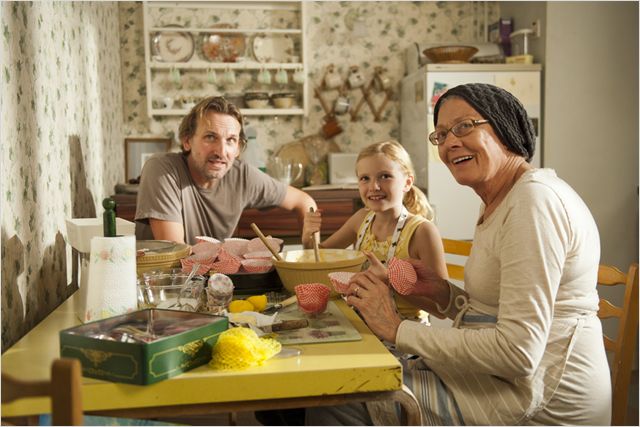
[302,140,448,318]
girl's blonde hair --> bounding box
[356,140,435,221]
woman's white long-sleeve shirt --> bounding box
[395,169,611,425]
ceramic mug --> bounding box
[348,67,365,89]
[223,68,236,85]
[293,68,305,85]
[334,96,350,115]
[162,97,174,109]
[257,68,272,85]
[324,66,342,89]
[170,67,181,85]
[207,68,217,85]
[374,69,392,91]
[275,68,288,85]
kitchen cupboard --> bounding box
[112,189,362,240]
[143,1,308,117]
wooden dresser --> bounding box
[111,189,363,240]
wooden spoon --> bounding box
[309,207,320,262]
[250,223,283,261]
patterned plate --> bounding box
[201,23,246,63]
[252,34,294,63]
[150,24,194,63]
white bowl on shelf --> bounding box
[271,93,297,108]
[246,99,270,109]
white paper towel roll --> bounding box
[78,235,137,322]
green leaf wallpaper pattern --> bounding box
[1,1,124,350]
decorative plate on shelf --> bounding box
[150,24,194,63]
[201,23,246,63]
[252,34,295,63]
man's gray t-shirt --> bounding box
[135,152,287,245]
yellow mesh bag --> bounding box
[210,327,281,370]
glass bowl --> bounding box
[137,273,206,312]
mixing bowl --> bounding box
[273,249,366,296]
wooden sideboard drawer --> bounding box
[112,194,137,222]
[111,189,362,240]
[234,199,357,238]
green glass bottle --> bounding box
[102,198,117,237]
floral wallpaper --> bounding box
[120,1,497,171]
[1,1,123,349]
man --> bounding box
[135,96,316,245]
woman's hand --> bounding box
[301,209,322,248]
[405,258,451,305]
[346,270,402,343]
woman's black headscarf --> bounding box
[433,83,536,162]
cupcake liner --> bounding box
[247,236,283,253]
[295,283,330,315]
[196,236,221,244]
[328,271,356,295]
[191,241,221,258]
[222,238,250,257]
[240,259,273,273]
[387,257,418,295]
[210,248,242,274]
[243,250,273,260]
[180,257,215,275]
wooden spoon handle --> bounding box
[309,207,320,262]
[250,223,283,261]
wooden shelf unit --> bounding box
[143,1,308,117]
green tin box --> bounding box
[59,309,228,385]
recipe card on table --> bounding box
[274,301,361,345]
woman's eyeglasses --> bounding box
[428,119,489,146]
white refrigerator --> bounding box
[400,63,542,240]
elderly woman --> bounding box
[306,84,611,426]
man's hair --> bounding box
[178,96,247,154]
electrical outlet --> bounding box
[531,19,541,38]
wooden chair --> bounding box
[597,263,639,426]
[419,239,472,324]
[2,358,83,425]
[442,238,472,281]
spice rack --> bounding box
[313,65,393,122]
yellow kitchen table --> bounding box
[1,292,421,425]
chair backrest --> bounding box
[1,358,83,425]
[442,238,472,281]
[597,263,639,426]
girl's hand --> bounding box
[302,209,322,248]
[364,251,388,282]
[346,270,402,343]
[347,251,388,286]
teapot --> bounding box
[268,158,303,186]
